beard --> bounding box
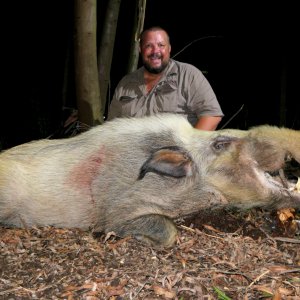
[143,57,169,74]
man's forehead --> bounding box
[142,30,169,44]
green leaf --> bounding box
[213,286,232,300]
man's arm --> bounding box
[194,116,222,131]
[183,66,223,131]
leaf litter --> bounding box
[0,207,299,299]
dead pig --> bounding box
[0,114,299,247]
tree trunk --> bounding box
[98,0,121,117]
[74,0,103,126]
[127,0,147,74]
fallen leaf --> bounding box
[152,285,176,299]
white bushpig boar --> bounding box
[0,114,299,247]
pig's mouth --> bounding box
[265,157,300,197]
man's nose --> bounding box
[152,44,160,52]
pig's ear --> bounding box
[138,146,194,180]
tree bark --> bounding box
[98,0,121,118]
[74,0,103,126]
[127,0,147,74]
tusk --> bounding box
[279,169,289,189]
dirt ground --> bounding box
[1,208,300,300]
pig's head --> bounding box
[133,119,300,213]
[99,119,300,247]
[204,132,300,209]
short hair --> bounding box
[139,26,170,46]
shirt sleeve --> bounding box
[107,81,124,121]
[185,65,224,118]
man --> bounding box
[108,26,223,130]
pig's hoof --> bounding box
[116,214,178,248]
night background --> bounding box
[2,0,298,149]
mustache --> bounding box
[148,53,162,59]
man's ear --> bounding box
[138,146,194,180]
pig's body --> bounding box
[0,114,299,247]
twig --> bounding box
[216,270,252,282]
[180,225,224,239]
[273,237,300,244]
[279,269,300,275]
[247,270,270,288]
[131,281,151,299]
[179,224,196,233]
[172,36,223,59]
[220,104,244,129]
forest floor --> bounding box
[1,208,300,300]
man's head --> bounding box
[139,26,171,74]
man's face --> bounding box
[140,30,171,74]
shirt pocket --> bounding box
[119,95,137,102]
[118,93,137,116]
[155,81,177,95]
[155,81,187,113]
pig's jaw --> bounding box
[214,156,300,208]
[262,160,300,205]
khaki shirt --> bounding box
[108,59,223,126]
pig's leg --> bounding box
[114,214,178,248]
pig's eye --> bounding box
[212,136,236,152]
[213,141,228,151]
